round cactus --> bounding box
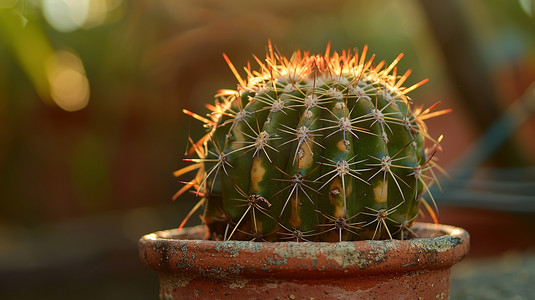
[176,43,449,242]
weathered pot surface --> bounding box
[139,222,469,300]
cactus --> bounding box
[176,43,449,242]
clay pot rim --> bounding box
[139,222,470,277]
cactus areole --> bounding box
[176,43,450,242]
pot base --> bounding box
[159,268,451,299]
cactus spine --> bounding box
[177,43,448,242]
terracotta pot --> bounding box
[139,222,469,299]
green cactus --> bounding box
[176,43,449,242]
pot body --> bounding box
[139,223,469,300]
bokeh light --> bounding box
[42,0,89,32]
[46,50,90,111]
[42,0,122,31]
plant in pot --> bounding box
[139,43,469,299]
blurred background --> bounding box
[0,0,534,299]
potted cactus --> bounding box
[139,43,469,299]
